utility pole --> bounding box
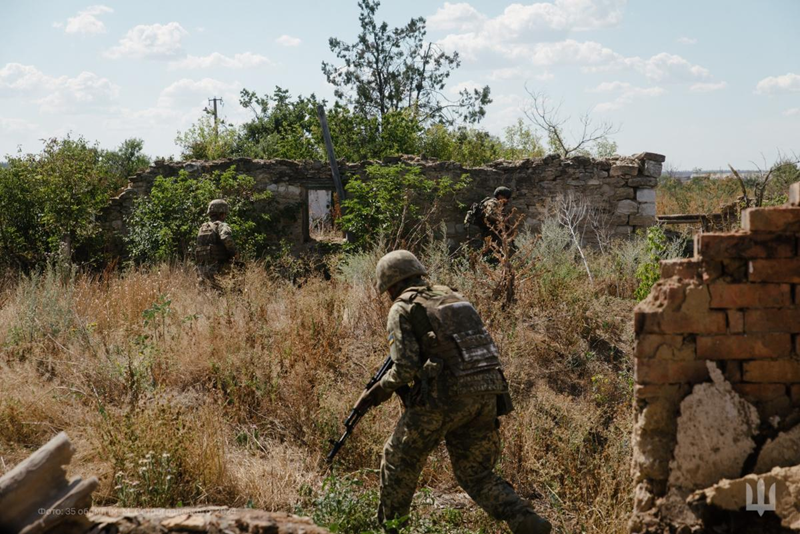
[206,97,224,136]
[316,104,354,243]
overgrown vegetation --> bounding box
[0,136,150,270]
[0,221,653,532]
[125,166,293,264]
[339,164,469,249]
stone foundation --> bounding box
[101,152,664,256]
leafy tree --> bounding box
[0,136,120,269]
[339,164,468,249]
[236,87,322,160]
[125,167,286,264]
[175,114,237,160]
[322,0,491,125]
[501,119,545,160]
[101,138,151,185]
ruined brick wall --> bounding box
[631,183,800,532]
[101,152,663,254]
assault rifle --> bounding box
[326,354,394,463]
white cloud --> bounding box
[690,81,727,93]
[610,52,711,82]
[157,78,241,109]
[677,36,697,45]
[590,81,664,112]
[275,35,302,47]
[429,2,487,32]
[169,52,272,70]
[37,72,119,113]
[755,73,800,95]
[0,63,119,113]
[0,117,37,132]
[58,5,114,35]
[105,22,188,59]
[488,67,554,81]
[785,108,800,117]
[448,80,482,96]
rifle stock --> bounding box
[326,354,394,463]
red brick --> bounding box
[709,283,791,308]
[696,233,795,260]
[733,383,787,402]
[790,183,800,207]
[722,259,748,282]
[660,259,701,280]
[635,335,695,360]
[791,384,800,405]
[636,310,727,334]
[727,310,744,333]
[743,206,800,233]
[743,360,800,383]
[635,359,709,385]
[745,309,800,333]
[724,361,742,382]
[701,261,723,283]
[749,259,800,283]
[697,334,792,359]
[634,384,690,402]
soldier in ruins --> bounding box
[352,250,552,534]
[465,186,515,259]
[195,199,238,291]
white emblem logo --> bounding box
[745,479,776,516]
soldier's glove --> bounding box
[353,382,393,414]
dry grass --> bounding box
[0,238,638,533]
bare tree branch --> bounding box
[523,86,619,158]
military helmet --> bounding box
[375,250,427,294]
[207,199,230,216]
[494,186,513,199]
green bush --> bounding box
[0,136,128,270]
[634,226,684,301]
[125,166,294,264]
[339,164,468,250]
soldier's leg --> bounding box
[379,407,445,527]
[445,398,551,534]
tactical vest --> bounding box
[196,221,231,267]
[398,285,508,399]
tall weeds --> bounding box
[0,231,646,532]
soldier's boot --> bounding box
[507,512,552,534]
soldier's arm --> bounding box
[379,303,421,392]
[218,223,239,257]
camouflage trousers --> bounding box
[379,394,533,527]
[197,263,236,292]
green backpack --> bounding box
[464,197,491,228]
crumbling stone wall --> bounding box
[101,152,664,255]
[631,183,800,532]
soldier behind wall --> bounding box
[196,199,239,291]
[464,186,515,261]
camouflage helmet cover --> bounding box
[207,199,230,216]
[375,250,427,293]
[494,186,513,199]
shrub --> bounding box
[125,167,293,263]
[0,136,124,269]
[634,226,683,301]
[339,164,468,250]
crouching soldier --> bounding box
[353,250,551,534]
[196,199,238,291]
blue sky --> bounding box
[1,0,798,168]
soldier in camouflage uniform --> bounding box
[196,199,238,291]
[480,186,513,249]
[353,250,551,534]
